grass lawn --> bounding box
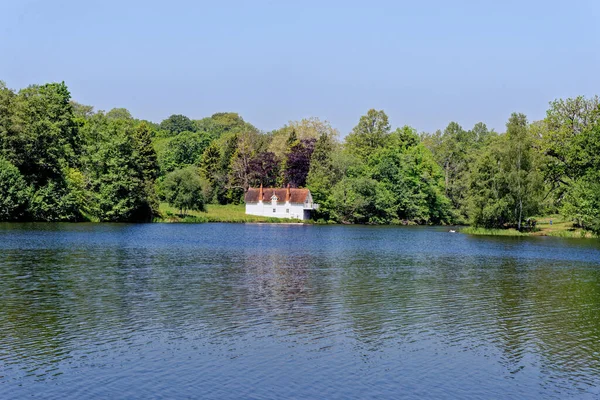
[462,214,598,238]
[157,203,303,223]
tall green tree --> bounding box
[324,125,451,224]
[345,109,391,160]
[538,96,600,207]
[368,126,451,224]
[229,130,259,194]
[8,82,79,183]
[467,136,511,228]
[81,114,156,221]
[429,122,476,220]
[6,82,81,220]
[307,132,336,219]
[199,142,223,202]
[467,114,542,229]
[0,81,15,154]
[505,113,542,230]
[134,122,159,181]
[559,120,600,232]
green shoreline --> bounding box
[2,206,597,239]
[4,204,596,240]
[460,215,598,239]
[157,203,305,224]
[156,205,598,238]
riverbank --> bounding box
[461,215,598,239]
[157,203,304,223]
[158,206,598,238]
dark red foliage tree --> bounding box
[284,138,316,187]
[248,151,280,187]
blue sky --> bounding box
[1,0,599,135]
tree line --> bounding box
[0,81,598,233]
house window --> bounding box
[286,209,289,213]
[273,209,276,213]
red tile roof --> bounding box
[245,187,310,204]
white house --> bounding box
[245,184,318,220]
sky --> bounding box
[1,0,599,135]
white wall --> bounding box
[246,202,308,220]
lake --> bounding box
[1,223,600,399]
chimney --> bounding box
[286,183,291,203]
[259,183,263,203]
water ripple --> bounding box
[1,223,600,398]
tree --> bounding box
[229,130,259,194]
[0,157,29,221]
[161,167,206,216]
[307,132,336,219]
[467,136,511,228]
[194,112,255,140]
[471,122,494,145]
[268,117,337,159]
[248,152,280,188]
[318,123,451,225]
[505,113,542,230]
[213,132,241,204]
[5,82,82,221]
[70,101,94,119]
[466,115,543,229]
[106,108,133,120]
[345,109,391,160]
[157,130,212,173]
[330,177,379,224]
[134,122,159,181]
[81,114,156,222]
[559,121,600,232]
[7,82,79,184]
[160,114,196,135]
[426,122,476,220]
[538,96,600,207]
[199,142,223,202]
[28,180,80,221]
[0,82,16,153]
[368,127,451,224]
[283,138,316,187]
[562,172,600,233]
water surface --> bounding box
[1,223,600,399]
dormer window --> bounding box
[271,194,278,201]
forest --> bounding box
[0,80,598,234]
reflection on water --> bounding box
[1,223,600,399]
